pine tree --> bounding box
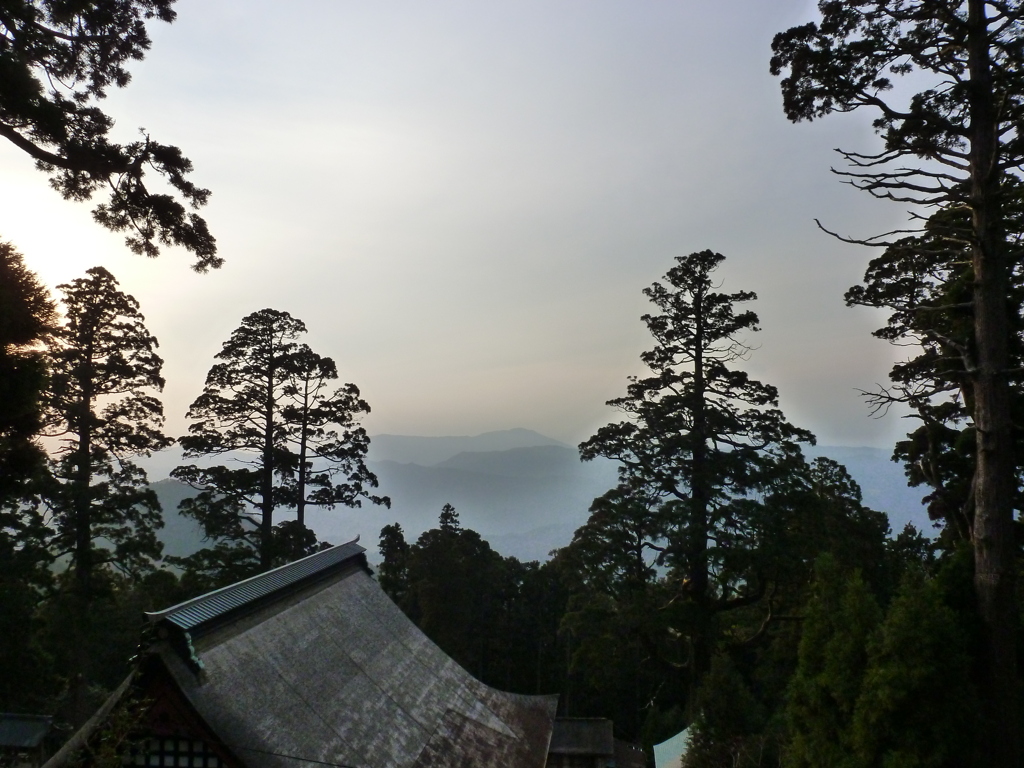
[580,250,814,710]
[282,346,384,528]
[173,309,386,572]
[0,1,217,267]
[43,266,170,600]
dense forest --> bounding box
[3,1,1024,767]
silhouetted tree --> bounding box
[580,250,814,710]
[845,193,1024,546]
[173,309,385,571]
[0,240,55,500]
[400,505,504,678]
[283,346,383,528]
[378,508,570,699]
[378,523,411,604]
[772,5,1024,758]
[0,1,217,267]
[0,244,57,711]
[42,267,170,600]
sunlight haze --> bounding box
[0,0,913,449]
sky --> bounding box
[0,0,921,449]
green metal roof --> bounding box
[146,540,367,636]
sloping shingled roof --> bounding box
[147,541,557,768]
[0,714,52,749]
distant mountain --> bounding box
[146,443,617,563]
[145,433,935,567]
[366,428,568,466]
[436,444,586,477]
[150,479,209,558]
[488,523,582,563]
[366,446,618,541]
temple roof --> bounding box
[50,540,557,768]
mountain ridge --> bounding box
[366,428,568,466]
[146,433,934,564]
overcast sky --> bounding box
[0,0,919,449]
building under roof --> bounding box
[0,713,53,768]
[547,719,645,768]
[44,541,559,768]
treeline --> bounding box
[378,505,953,763]
[0,246,387,726]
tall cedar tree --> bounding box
[771,4,1024,759]
[560,456,889,745]
[0,1,217,268]
[579,250,814,713]
[845,192,1024,545]
[0,240,55,499]
[43,267,170,601]
[173,309,386,572]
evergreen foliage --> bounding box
[579,249,814,709]
[782,556,982,768]
[377,506,571,699]
[173,308,386,575]
[850,569,979,767]
[0,240,55,500]
[3,7,1023,761]
[0,266,174,714]
[42,266,171,599]
[772,4,1024,759]
[845,191,1024,546]
[683,653,777,768]
[783,559,882,768]
[0,1,217,267]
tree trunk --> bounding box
[296,380,310,528]
[686,285,712,719]
[73,377,94,603]
[260,360,276,570]
[967,2,1018,764]
[71,363,95,689]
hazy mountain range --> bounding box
[147,429,933,563]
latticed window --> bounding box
[122,738,223,768]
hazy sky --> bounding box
[0,0,919,449]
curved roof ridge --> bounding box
[146,540,367,634]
